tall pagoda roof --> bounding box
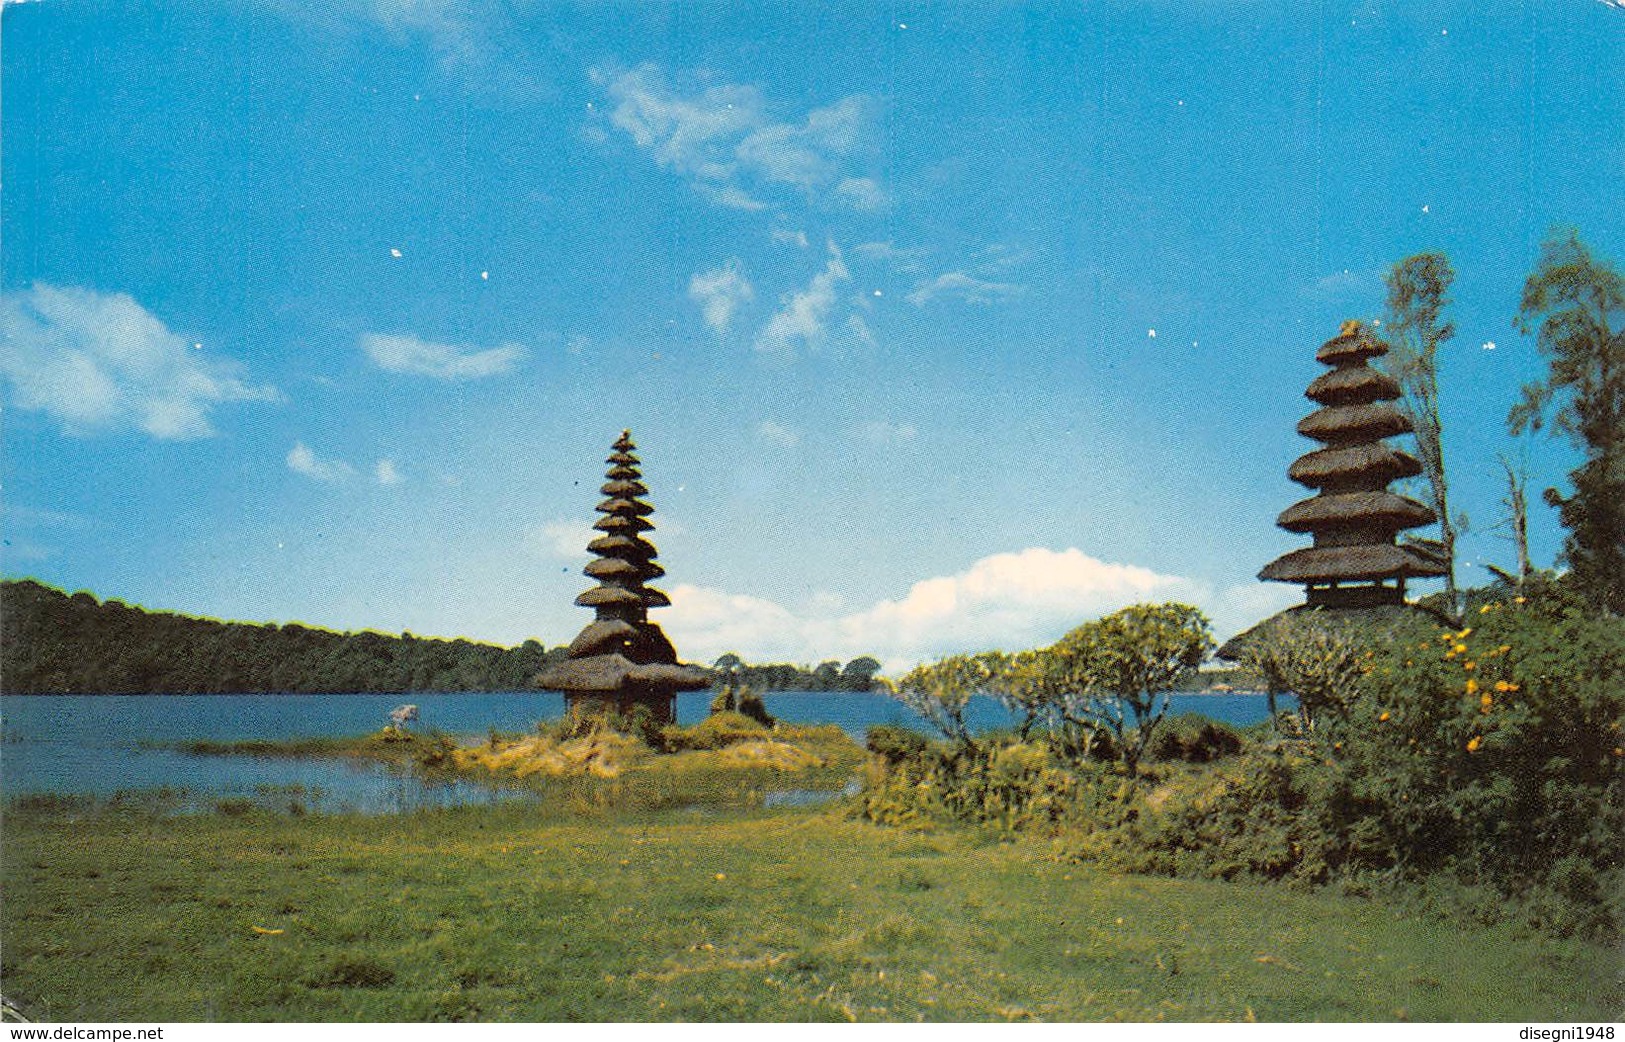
[1259,322,1445,605]
[535,430,708,704]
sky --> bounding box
[3,0,1623,673]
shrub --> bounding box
[735,685,774,727]
[662,711,769,752]
[1148,714,1244,763]
[865,724,928,764]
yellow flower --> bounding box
[1467,736,1482,753]
[1514,596,1527,604]
[1614,748,1623,758]
[1498,645,1512,655]
[1480,693,1493,710]
[1463,661,1476,671]
[1465,678,1479,695]
[1457,628,1473,639]
[1453,643,1469,655]
[1494,680,1513,693]
[715,873,727,881]
[1378,711,1391,722]
[1479,604,1494,614]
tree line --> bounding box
[0,580,564,695]
[0,580,889,696]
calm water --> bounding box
[0,691,1280,812]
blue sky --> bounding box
[4,0,1622,670]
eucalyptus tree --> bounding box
[1384,252,1460,613]
[1510,229,1625,614]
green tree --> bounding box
[893,652,1000,749]
[1232,612,1370,734]
[839,656,883,691]
[1050,603,1213,784]
[1510,229,1625,614]
[1384,252,1461,613]
[984,650,1060,742]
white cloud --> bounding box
[688,261,754,332]
[834,176,886,211]
[375,459,403,485]
[661,547,1303,675]
[0,284,281,440]
[360,332,525,380]
[771,229,810,249]
[906,271,1025,307]
[663,547,1192,674]
[287,442,356,483]
[524,520,595,561]
[755,246,851,354]
[756,420,801,448]
[594,64,882,212]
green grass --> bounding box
[2,799,1616,1022]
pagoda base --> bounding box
[1305,581,1406,609]
[563,690,677,727]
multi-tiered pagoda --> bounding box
[535,431,708,724]
[1259,321,1447,608]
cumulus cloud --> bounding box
[660,547,1303,675]
[287,442,356,483]
[360,332,525,380]
[688,261,754,332]
[593,64,883,212]
[662,547,1191,673]
[375,459,403,485]
[906,271,1025,307]
[755,246,851,354]
[0,284,281,440]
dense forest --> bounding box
[0,580,887,695]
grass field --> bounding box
[2,797,1617,1022]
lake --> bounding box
[0,690,1282,813]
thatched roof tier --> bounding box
[606,465,641,481]
[612,431,637,451]
[566,618,639,657]
[584,557,665,581]
[607,450,640,466]
[1277,490,1435,533]
[1259,544,1448,583]
[536,654,708,693]
[592,514,655,533]
[1289,444,1422,488]
[1217,601,1454,662]
[587,534,656,559]
[1297,402,1412,443]
[565,618,681,660]
[1315,324,1388,365]
[601,479,649,497]
[575,586,646,609]
[1305,366,1402,406]
[596,497,655,516]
